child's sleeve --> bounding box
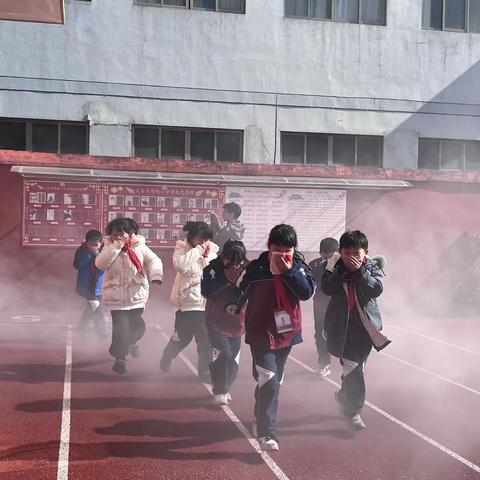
[321,264,348,296]
[173,244,205,274]
[351,264,383,298]
[283,260,316,301]
[143,247,164,283]
[73,248,92,270]
[201,263,229,298]
[95,240,123,272]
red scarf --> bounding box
[347,258,367,313]
[122,239,143,274]
[273,275,296,319]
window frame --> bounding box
[132,125,244,163]
[421,0,478,33]
[280,131,384,167]
[417,137,479,171]
[133,0,246,13]
[284,0,387,26]
[0,118,89,154]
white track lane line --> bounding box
[386,324,480,357]
[288,355,480,475]
[380,352,480,397]
[160,332,290,480]
[56,325,73,480]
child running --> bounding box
[201,240,248,406]
[73,229,107,340]
[160,221,219,378]
[321,230,390,430]
[95,217,163,375]
[237,224,315,451]
[309,237,339,376]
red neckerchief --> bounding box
[269,251,296,319]
[347,258,367,312]
[122,239,143,274]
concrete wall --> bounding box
[2,0,480,167]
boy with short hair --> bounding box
[73,230,106,340]
[321,230,390,430]
[210,202,245,250]
[309,237,339,376]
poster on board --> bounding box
[23,180,101,247]
[225,186,346,252]
[103,183,225,248]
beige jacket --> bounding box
[95,235,163,311]
[170,240,219,312]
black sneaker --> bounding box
[130,343,141,359]
[112,359,127,375]
[348,414,367,430]
[160,356,171,373]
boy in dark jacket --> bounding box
[201,240,248,406]
[321,230,390,430]
[73,230,106,340]
[210,202,245,251]
[237,224,315,452]
[309,237,339,376]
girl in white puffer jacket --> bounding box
[161,221,219,378]
[96,217,163,375]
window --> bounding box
[422,0,480,33]
[133,126,243,162]
[418,138,480,170]
[134,0,245,13]
[0,119,88,154]
[285,0,386,25]
[281,132,383,166]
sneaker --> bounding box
[112,359,127,375]
[318,364,331,377]
[260,436,279,452]
[213,394,229,406]
[160,356,171,373]
[348,414,367,430]
[251,420,258,438]
[130,343,141,359]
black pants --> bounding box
[251,345,291,439]
[78,300,106,339]
[313,310,331,367]
[339,345,372,417]
[162,310,211,375]
[208,329,241,395]
[109,308,145,360]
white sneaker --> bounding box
[318,365,331,377]
[260,436,279,451]
[348,414,367,430]
[213,394,229,406]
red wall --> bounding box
[1,163,479,322]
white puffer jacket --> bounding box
[95,235,163,311]
[170,240,219,312]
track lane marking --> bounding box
[289,354,480,475]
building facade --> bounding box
[1,0,480,171]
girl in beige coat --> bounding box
[96,217,163,375]
[160,221,218,378]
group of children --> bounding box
[73,203,389,453]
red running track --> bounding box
[0,314,479,480]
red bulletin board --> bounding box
[23,179,102,247]
[103,183,226,247]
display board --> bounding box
[23,180,101,247]
[103,183,225,247]
[225,186,346,252]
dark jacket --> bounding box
[212,220,245,251]
[73,244,104,300]
[238,252,315,350]
[321,257,384,359]
[201,257,246,337]
[309,257,330,319]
